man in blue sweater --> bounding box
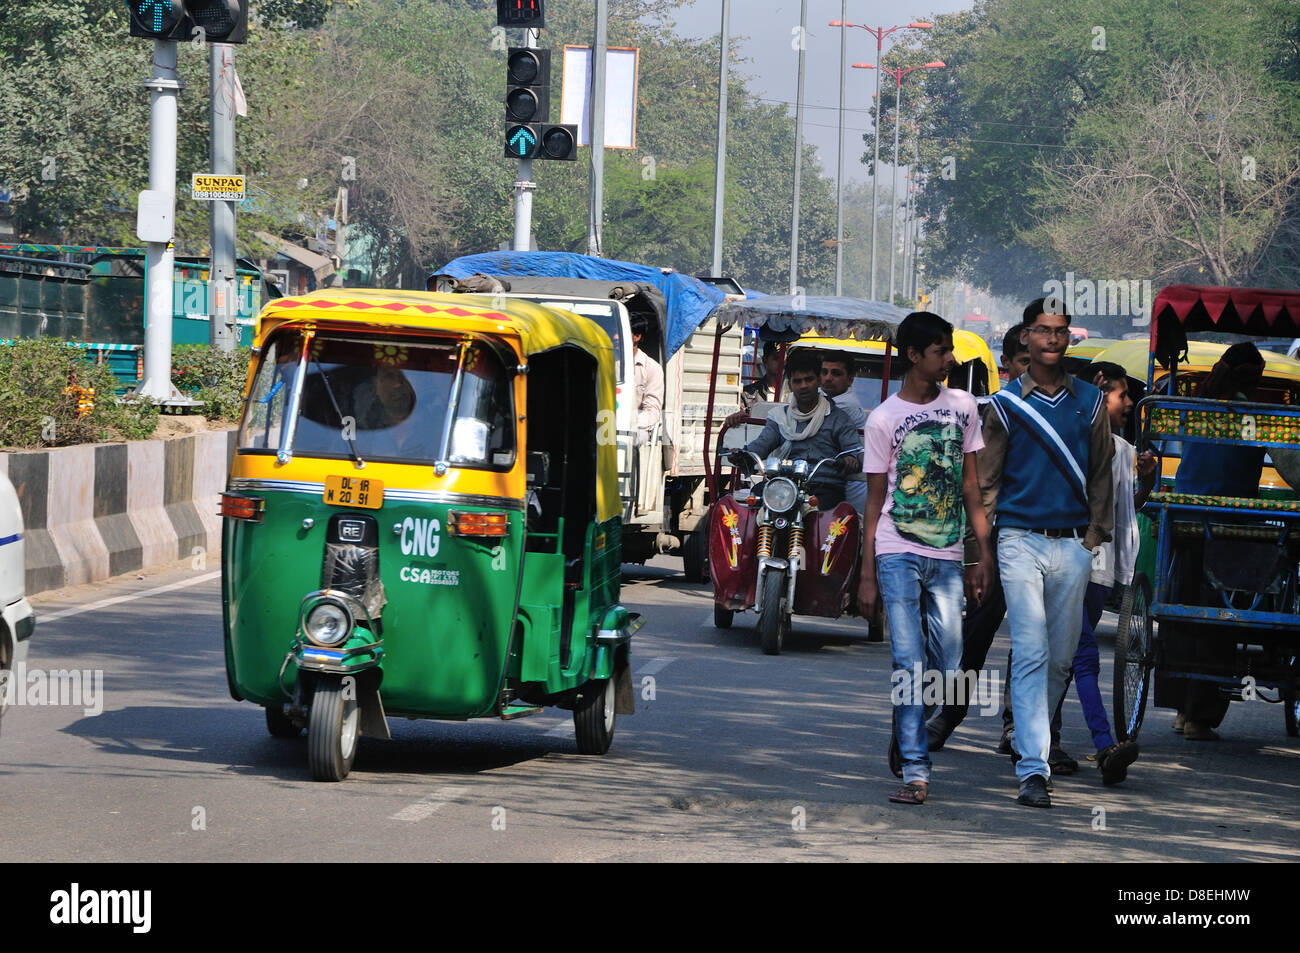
[969,297,1114,807]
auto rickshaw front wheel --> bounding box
[574,678,616,755]
[308,677,360,781]
[713,604,734,629]
[265,704,303,738]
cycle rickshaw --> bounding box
[1114,285,1300,742]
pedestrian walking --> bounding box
[858,311,992,805]
[971,297,1113,808]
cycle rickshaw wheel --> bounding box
[1113,574,1155,743]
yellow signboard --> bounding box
[191,174,246,201]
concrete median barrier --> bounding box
[0,429,236,595]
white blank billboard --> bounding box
[560,45,639,149]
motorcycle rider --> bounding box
[734,348,863,509]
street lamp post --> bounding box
[836,20,930,300]
[856,59,945,304]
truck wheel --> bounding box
[574,678,616,754]
[758,570,789,656]
[682,510,711,582]
[308,678,359,781]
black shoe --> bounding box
[1017,774,1052,808]
[926,714,953,751]
[888,733,903,778]
[1098,740,1140,786]
[1048,745,1078,775]
[996,731,1014,755]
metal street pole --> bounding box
[139,38,180,400]
[209,42,237,352]
[789,0,808,294]
[512,27,539,251]
[834,0,845,296]
[889,72,901,305]
[586,0,608,256]
[711,0,730,275]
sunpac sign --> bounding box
[191,173,246,201]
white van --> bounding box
[0,472,36,731]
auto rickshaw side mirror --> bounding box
[527,451,551,486]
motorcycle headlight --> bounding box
[762,477,798,513]
[305,601,353,646]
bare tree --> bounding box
[1030,61,1300,286]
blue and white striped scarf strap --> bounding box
[992,387,1098,509]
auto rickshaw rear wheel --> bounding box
[1113,575,1154,742]
[713,604,734,629]
[758,570,788,656]
[308,677,359,781]
[574,678,616,755]
[265,704,303,738]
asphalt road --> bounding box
[2,557,1297,862]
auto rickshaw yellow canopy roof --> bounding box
[791,328,1000,392]
[255,288,617,362]
[1094,338,1300,382]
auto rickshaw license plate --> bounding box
[323,475,384,509]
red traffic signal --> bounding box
[497,0,545,28]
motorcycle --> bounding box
[709,449,863,655]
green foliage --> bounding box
[893,0,1300,297]
[0,339,158,448]
[171,344,250,421]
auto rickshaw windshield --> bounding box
[237,331,515,468]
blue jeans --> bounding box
[878,553,964,784]
[997,528,1093,781]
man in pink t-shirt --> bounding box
[858,311,993,806]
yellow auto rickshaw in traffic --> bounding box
[221,289,640,780]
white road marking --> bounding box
[390,784,469,821]
[635,656,676,676]
[39,571,222,623]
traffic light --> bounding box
[497,0,545,28]
[187,0,248,43]
[127,0,187,39]
[504,123,577,161]
[126,0,248,43]
[538,124,577,160]
[505,48,550,123]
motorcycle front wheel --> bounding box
[758,570,789,656]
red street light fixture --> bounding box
[853,58,945,304]
[830,19,932,301]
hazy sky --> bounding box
[667,1,975,184]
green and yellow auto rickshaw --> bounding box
[220,289,639,780]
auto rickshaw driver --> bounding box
[734,348,863,509]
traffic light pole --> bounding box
[209,42,238,353]
[585,0,607,256]
[139,38,181,401]
[511,28,539,252]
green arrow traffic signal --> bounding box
[506,124,539,158]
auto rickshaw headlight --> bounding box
[304,601,353,646]
[763,477,798,514]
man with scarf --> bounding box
[734,348,863,509]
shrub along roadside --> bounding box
[0,340,252,449]
[0,339,160,448]
[171,344,251,422]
